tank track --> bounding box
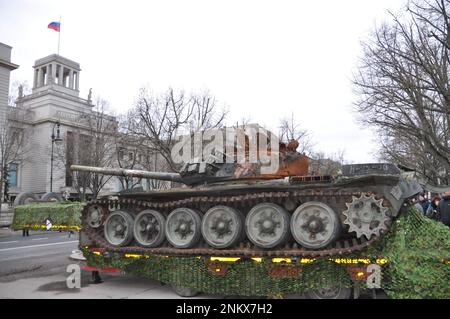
[82,188,393,258]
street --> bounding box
[0,228,386,299]
[0,228,78,282]
[0,228,198,299]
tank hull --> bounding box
[80,171,409,258]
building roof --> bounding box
[34,54,81,71]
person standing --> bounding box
[438,192,450,227]
[420,194,431,215]
[413,196,424,214]
[426,196,440,220]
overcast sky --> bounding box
[0,0,407,163]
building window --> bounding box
[8,163,18,187]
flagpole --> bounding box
[57,16,61,55]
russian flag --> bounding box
[48,21,60,32]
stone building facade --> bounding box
[7,53,121,200]
[4,52,171,202]
[0,43,19,209]
[0,43,19,134]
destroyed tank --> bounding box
[71,139,423,259]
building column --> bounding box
[33,69,38,88]
[75,72,79,91]
[69,70,74,89]
[58,65,63,85]
[44,65,49,85]
[37,68,43,87]
[51,63,57,84]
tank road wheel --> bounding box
[166,208,202,248]
[86,204,106,228]
[343,194,390,239]
[202,206,244,248]
[104,211,134,246]
[305,287,352,299]
[133,210,166,247]
[290,202,340,249]
[245,203,290,249]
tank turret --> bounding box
[71,138,310,186]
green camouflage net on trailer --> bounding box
[82,206,449,298]
[379,208,450,298]
[12,202,83,231]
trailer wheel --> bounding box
[13,192,39,206]
[305,286,352,299]
[171,285,199,297]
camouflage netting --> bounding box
[12,202,84,231]
[378,208,450,298]
[83,206,450,299]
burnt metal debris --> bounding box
[71,137,423,258]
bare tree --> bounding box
[278,112,314,155]
[58,97,117,200]
[0,107,30,206]
[113,117,173,191]
[125,87,227,172]
[143,151,173,190]
[353,0,450,185]
[309,149,346,176]
[189,89,227,132]
[114,126,143,191]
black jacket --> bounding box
[438,196,450,226]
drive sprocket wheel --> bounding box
[342,194,390,240]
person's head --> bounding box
[431,196,440,206]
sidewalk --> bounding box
[0,227,41,238]
[0,227,74,239]
[0,227,14,238]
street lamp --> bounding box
[50,121,62,192]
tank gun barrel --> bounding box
[70,165,184,183]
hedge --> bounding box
[12,201,84,231]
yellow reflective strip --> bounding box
[20,224,81,230]
[124,254,142,258]
[376,258,388,265]
[272,258,292,263]
[210,257,241,262]
[300,258,314,263]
